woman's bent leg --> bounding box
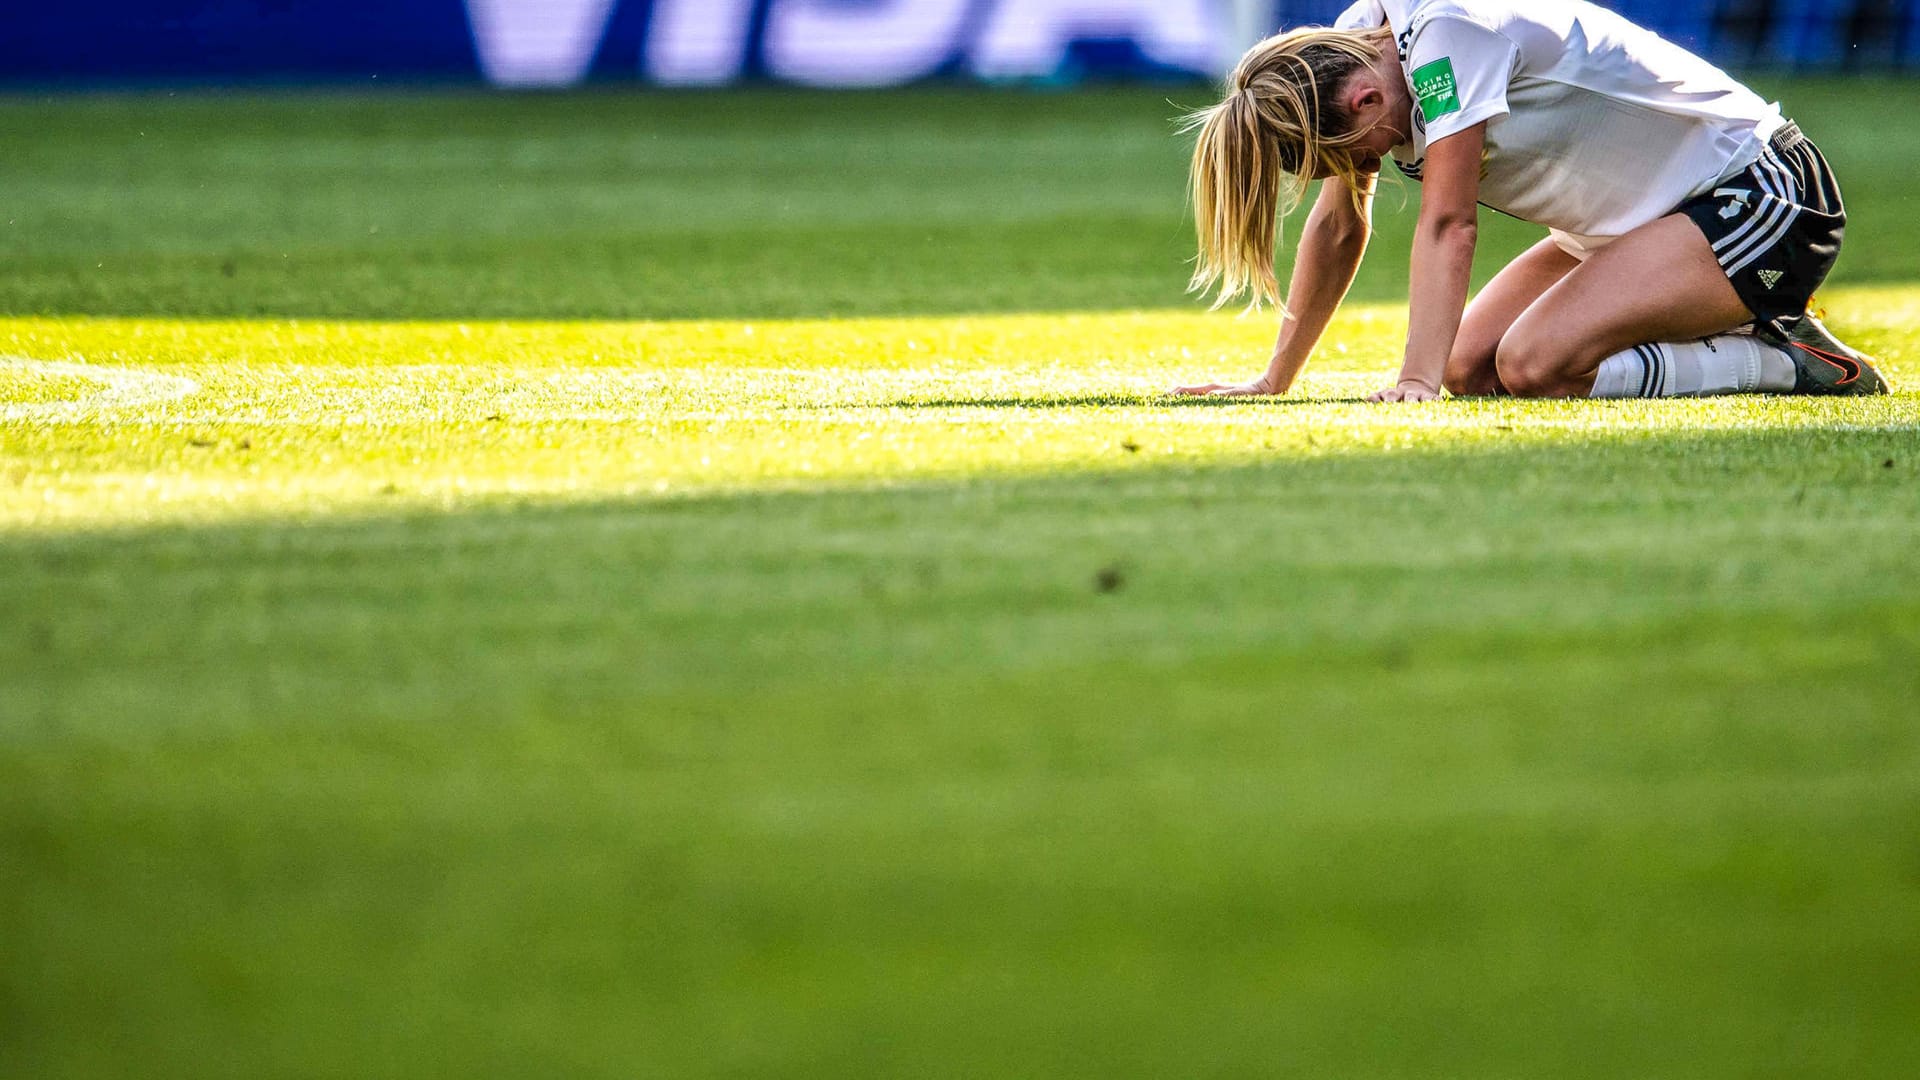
[1495,215,1755,398]
[1444,237,1581,396]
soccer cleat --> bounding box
[1764,313,1892,396]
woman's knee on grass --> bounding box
[1443,341,1503,396]
[1443,300,1513,395]
[1494,318,1600,398]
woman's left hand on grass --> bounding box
[1368,380,1442,403]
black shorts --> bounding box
[1677,121,1845,335]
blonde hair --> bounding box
[1185,26,1392,310]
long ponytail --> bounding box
[1186,27,1392,311]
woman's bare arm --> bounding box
[1370,123,1485,402]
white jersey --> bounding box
[1334,0,1786,249]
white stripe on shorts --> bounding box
[1711,147,1796,259]
[1718,149,1805,276]
[1724,174,1805,277]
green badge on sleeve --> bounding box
[1412,57,1461,122]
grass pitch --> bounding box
[4,85,1920,1078]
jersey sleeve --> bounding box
[1404,15,1518,145]
[1334,1,1385,31]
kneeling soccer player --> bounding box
[1173,0,1892,402]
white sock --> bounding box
[1589,335,1797,398]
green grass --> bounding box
[4,84,1920,1079]
[5,79,1918,319]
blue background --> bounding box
[4,0,1915,86]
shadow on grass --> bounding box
[0,87,1555,322]
[4,424,1916,746]
[4,82,1918,324]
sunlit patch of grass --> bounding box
[3,286,1916,531]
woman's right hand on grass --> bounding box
[1169,378,1280,397]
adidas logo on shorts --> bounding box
[1758,269,1785,290]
